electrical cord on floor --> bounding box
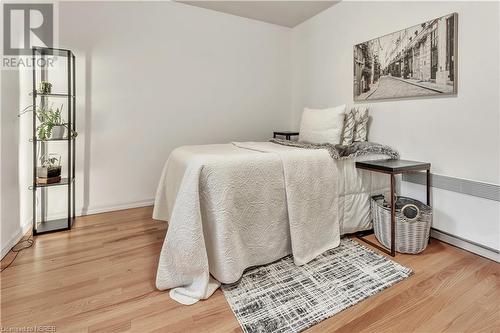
[0,232,34,272]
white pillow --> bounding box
[298,104,346,144]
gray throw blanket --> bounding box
[269,139,399,160]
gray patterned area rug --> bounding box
[221,238,412,333]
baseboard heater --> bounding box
[403,172,499,202]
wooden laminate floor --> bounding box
[1,206,499,332]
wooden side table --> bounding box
[355,159,431,256]
[273,131,299,140]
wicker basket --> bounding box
[371,196,432,254]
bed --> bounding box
[153,140,394,304]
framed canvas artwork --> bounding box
[353,13,458,101]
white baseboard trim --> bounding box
[1,218,32,259]
[78,198,155,217]
[1,198,155,260]
[431,228,500,263]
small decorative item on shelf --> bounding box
[37,81,52,94]
[36,104,67,140]
[36,153,62,185]
[51,124,65,140]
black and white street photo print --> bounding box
[353,13,457,101]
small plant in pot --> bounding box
[37,81,52,94]
[37,153,62,179]
[36,104,67,140]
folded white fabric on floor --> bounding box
[155,159,219,305]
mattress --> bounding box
[155,143,390,234]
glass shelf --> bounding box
[34,218,72,234]
[30,137,74,142]
[35,93,75,98]
[33,177,74,188]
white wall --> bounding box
[58,2,291,210]
[0,68,23,258]
[1,5,25,257]
[290,1,500,250]
[61,1,291,212]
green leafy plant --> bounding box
[36,104,63,140]
[37,81,52,94]
[36,104,79,140]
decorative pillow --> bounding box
[298,104,346,144]
[341,109,356,146]
[353,106,369,142]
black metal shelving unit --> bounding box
[32,47,76,235]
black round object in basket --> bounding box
[401,204,420,221]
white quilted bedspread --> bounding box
[233,142,340,266]
[153,142,340,305]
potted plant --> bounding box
[37,81,52,94]
[36,153,62,180]
[36,104,67,140]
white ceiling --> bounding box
[176,1,339,28]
